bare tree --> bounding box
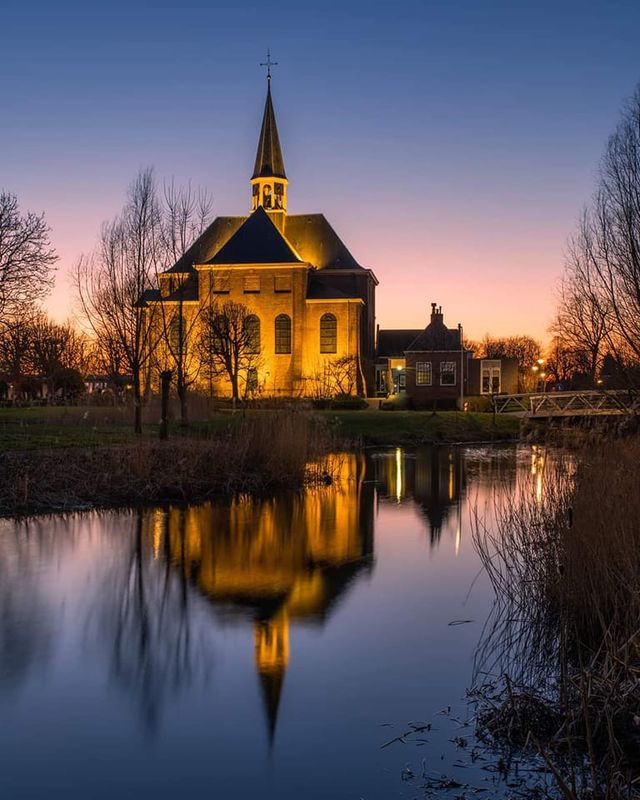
[552,221,612,384]
[74,169,161,433]
[29,314,89,396]
[0,308,37,384]
[570,87,640,369]
[480,334,542,391]
[154,182,213,424]
[0,191,57,319]
[197,299,261,402]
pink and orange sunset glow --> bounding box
[2,0,639,343]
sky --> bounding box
[1,0,639,342]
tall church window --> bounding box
[275,314,291,354]
[320,313,337,354]
[244,315,261,354]
[169,313,184,353]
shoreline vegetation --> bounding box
[0,405,519,517]
[473,435,640,799]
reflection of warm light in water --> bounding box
[152,510,165,560]
[530,445,546,505]
[395,447,403,503]
[455,500,461,556]
[448,455,455,501]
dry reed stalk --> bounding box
[472,437,640,799]
[0,411,338,516]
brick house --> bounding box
[403,304,467,409]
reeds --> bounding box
[0,410,338,516]
[473,438,640,799]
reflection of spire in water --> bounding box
[144,452,375,745]
[255,611,289,744]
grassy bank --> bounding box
[0,406,520,452]
[473,436,640,799]
[0,412,338,516]
[327,409,520,445]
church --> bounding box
[147,74,378,398]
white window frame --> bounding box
[480,359,501,394]
[440,361,456,386]
[415,361,432,386]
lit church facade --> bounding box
[146,77,378,398]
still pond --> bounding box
[0,444,549,799]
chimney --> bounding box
[430,302,443,324]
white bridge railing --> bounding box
[493,389,640,417]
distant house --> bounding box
[376,302,518,408]
[467,357,518,397]
[403,303,467,409]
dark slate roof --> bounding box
[162,212,365,274]
[307,274,351,300]
[207,207,302,265]
[252,84,286,180]
[377,330,423,358]
[165,216,245,274]
[406,319,461,352]
[284,214,362,270]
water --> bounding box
[0,445,548,799]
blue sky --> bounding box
[1,0,639,338]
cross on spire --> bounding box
[260,48,278,83]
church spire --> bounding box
[251,53,288,216]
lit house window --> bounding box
[320,313,337,353]
[275,314,291,354]
[416,362,432,386]
[244,315,261,354]
[243,275,260,293]
[440,361,456,386]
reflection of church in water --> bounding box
[139,447,472,741]
[141,453,374,741]
[372,447,467,543]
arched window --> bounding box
[169,313,184,353]
[244,314,261,354]
[275,314,292,354]
[320,313,337,353]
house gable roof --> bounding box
[406,319,461,352]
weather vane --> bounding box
[260,48,278,82]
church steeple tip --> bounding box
[251,52,288,215]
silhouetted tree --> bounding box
[0,191,57,319]
[198,299,261,402]
[74,169,161,432]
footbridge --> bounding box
[493,389,640,419]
